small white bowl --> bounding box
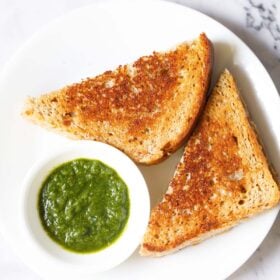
[19,140,150,277]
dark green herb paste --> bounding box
[38,158,130,253]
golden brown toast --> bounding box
[22,34,212,164]
[140,70,280,256]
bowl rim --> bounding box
[19,140,150,275]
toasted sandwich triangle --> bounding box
[22,34,212,164]
[140,69,280,256]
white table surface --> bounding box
[0,0,279,279]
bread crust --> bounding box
[149,34,213,164]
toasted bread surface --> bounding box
[22,34,212,164]
[140,70,280,256]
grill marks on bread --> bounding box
[64,48,182,126]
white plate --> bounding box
[0,0,279,279]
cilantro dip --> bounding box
[38,158,130,253]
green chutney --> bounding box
[38,158,130,253]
